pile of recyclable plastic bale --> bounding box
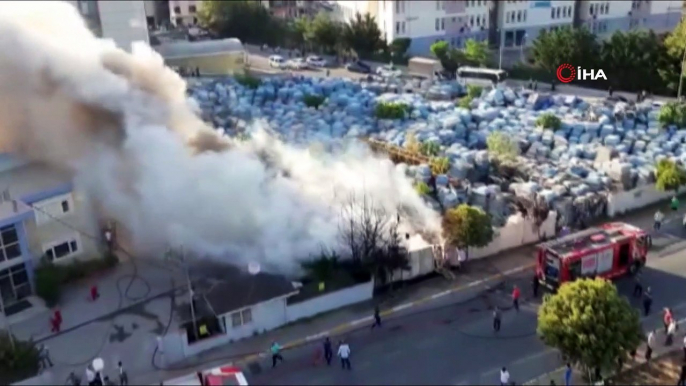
[188,75,679,228]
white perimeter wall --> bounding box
[285,280,375,322]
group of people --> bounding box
[66,361,128,386]
[270,337,353,371]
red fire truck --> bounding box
[536,222,651,289]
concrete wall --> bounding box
[165,53,246,75]
[607,184,686,218]
[285,280,375,322]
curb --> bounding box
[233,263,535,365]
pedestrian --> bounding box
[493,306,502,332]
[643,287,653,316]
[668,319,678,346]
[512,285,521,312]
[679,361,686,386]
[533,80,538,91]
[608,85,613,97]
[532,274,540,298]
[196,371,204,386]
[672,195,680,212]
[632,272,643,298]
[323,337,333,366]
[564,363,572,386]
[118,361,128,386]
[90,284,100,301]
[38,344,53,369]
[338,340,351,370]
[270,341,284,368]
[646,331,655,361]
[325,69,330,77]
[371,306,382,329]
[500,367,510,385]
[654,209,664,231]
[665,308,674,333]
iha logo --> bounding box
[556,63,607,83]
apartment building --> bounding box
[262,0,323,19]
[69,0,150,51]
[334,0,684,57]
[0,155,100,314]
[169,0,199,26]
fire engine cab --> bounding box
[536,222,651,289]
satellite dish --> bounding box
[248,262,261,275]
[92,358,104,372]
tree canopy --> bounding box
[442,204,494,254]
[599,30,666,92]
[537,278,643,380]
[342,13,386,58]
[196,1,283,46]
[464,39,489,67]
[308,13,342,55]
[389,38,412,62]
[430,41,466,74]
[532,27,600,73]
[655,159,686,192]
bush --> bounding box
[466,85,483,99]
[414,182,431,195]
[374,102,409,119]
[34,264,61,308]
[303,94,326,109]
[0,332,40,385]
[234,72,262,89]
[658,102,686,128]
[536,112,562,130]
[457,96,473,109]
[420,141,440,157]
[430,157,450,175]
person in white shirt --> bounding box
[85,366,95,385]
[337,340,351,370]
[646,331,655,360]
[668,320,678,345]
[682,335,686,360]
[654,210,664,230]
[500,367,510,385]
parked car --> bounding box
[269,55,286,69]
[306,55,327,67]
[345,60,371,74]
[376,64,402,78]
[287,58,308,70]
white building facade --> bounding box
[169,0,200,26]
[68,0,150,51]
[334,0,684,56]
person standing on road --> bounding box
[633,272,643,298]
[643,287,653,316]
[270,341,284,368]
[371,306,382,329]
[323,337,333,366]
[673,196,680,212]
[493,306,502,332]
[338,340,351,370]
[500,367,510,385]
[668,319,678,346]
[38,344,53,369]
[682,335,686,360]
[564,363,572,386]
[118,361,128,386]
[532,275,540,298]
[654,209,664,231]
[665,308,674,333]
[512,285,521,312]
[646,331,655,361]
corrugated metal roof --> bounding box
[154,38,245,59]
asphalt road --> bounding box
[241,211,686,385]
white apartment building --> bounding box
[169,0,200,26]
[334,0,684,56]
[0,155,100,315]
[69,0,150,51]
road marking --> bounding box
[349,316,372,326]
[432,290,452,299]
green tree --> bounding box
[288,17,312,50]
[309,13,343,55]
[662,18,686,92]
[414,181,431,195]
[599,31,665,92]
[656,159,686,192]
[536,113,562,130]
[457,96,473,109]
[487,132,520,162]
[657,102,686,128]
[430,41,466,74]
[466,85,483,98]
[442,204,494,258]
[532,27,600,74]
[0,332,40,384]
[342,13,386,58]
[389,38,412,62]
[537,278,643,382]
[464,39,489,67]
[197,1,281,45]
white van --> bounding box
[269,55,286,69]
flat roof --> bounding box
[540,227,614,256]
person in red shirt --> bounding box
[512,285,521,312]
[665,308,674,333]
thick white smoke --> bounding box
[0,1,441,274]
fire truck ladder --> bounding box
[432,245,456,280]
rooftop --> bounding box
[176,261,297,324]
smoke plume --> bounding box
[0,1,441,274]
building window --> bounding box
[522,10,527,22]
[401,21,406,33]
[470,15,474,27]
[556,7,561,19]
[61,200,70,213]
[44,237,79,262]
[189,5,197,13]
[436,18,440,31]
[551,8,555,19]
[436,1,441,10]
[589,4,594,15]
[396,21,401,34]
[441,18,445,30]
[231,308,253,327]
[516,10,522,22]
[0,225,21,263]
[173,6,181,14]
